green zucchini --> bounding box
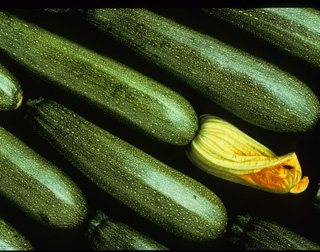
[312,183,320,210]
[0,63,23,110]
[25,97,228,243]
[0,125,88,229]
[80,8,320,132]
[0,10,198,146]
[86,211,168,250]
[0,217,34,250]
[204,8,320,68]
[230,214,320,250]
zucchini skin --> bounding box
[0,63,23,110]
[25,98,228,243]
[0,217,34,250]
[231,214,320,250]
[312,183,320,210]
[0,11,198,146]
[0,125,88,229]
[204,8,320,68]
[86,211,168,250]
[81,8,320,132]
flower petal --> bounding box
[187,115,308,194]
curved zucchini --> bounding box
[25,97,228,243]
[231,214,320,250]
[204,8,320,68]
[86,211,168,250]
[0,125,88,229]
[0,217,34,250]
[0,11,198,146]
[0,63,23,110]
[80,8,320,132]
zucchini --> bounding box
[0,11,304,196]
[80,8,320,132]
[86,211,168,250]
[312,183,320,210]
[204,8,320,68]
[0,63,23,110]
[0,10,198,146]
[0,125,88,229]
[25,97,228,243]
[230,214,320,250]
[0,217,34,250]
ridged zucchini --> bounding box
[204,8,320,68]
[0,63,23,110]
[80,8,320,132]
[0,217,34,250]
[86,211,168,250]
[0,10,198,146]
[25,97,228,242]
[0,125,88,229]
[230,214,320,250]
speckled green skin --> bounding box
[0,126,88,229]
[0,63,22,110]
[205,8,320,68]
[87,211,168,250]
[0,11,198,146]
[0,218,34,250]
[82,8,320,132]
[25,98,228,242]
[312,183,320,210]
[231,214,320,250]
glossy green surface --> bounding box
[0,11,198,146]
[82,8,320,132]
[0,63,22,110]
[205,8,320,68]
[231,214,320,250]
[87,211,168,250]
[25,98,228,242]
[0,126,88,229]
[0,218,34,250]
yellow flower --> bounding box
[187,115,309,194]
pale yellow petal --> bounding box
[187,115,308,194]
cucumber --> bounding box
[80,8,320,132]
[25,97,228,243]
[0,10,198,146]
[86,211,168,250]
[0,63,23,110]
[0,217,34,250]
[204,8,320,68]
[0,125,88,229]
[230,214,320,250]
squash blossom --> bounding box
[187,115,309,194]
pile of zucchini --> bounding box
[0,8,319,250]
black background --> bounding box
[0,7,320,250]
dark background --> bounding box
[0,8,319,250]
